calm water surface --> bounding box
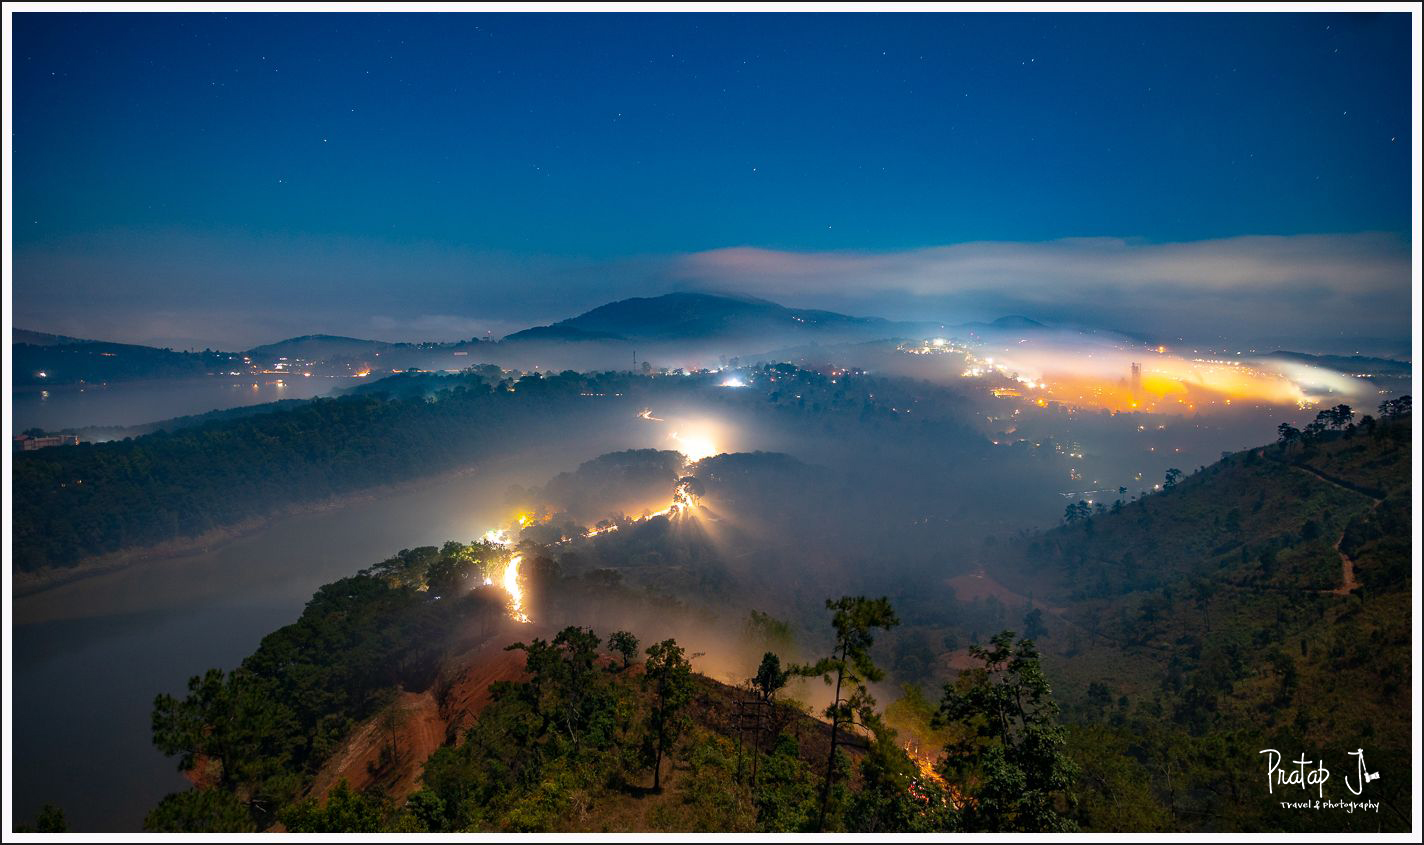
[12,376,345,432]
[10,433,637,831]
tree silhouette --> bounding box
[608,630,639,671]
[506,626,603,749]
[1022,607,1047,640]
[643,638,693,791]
[934,631,1078,831]
[1378,396,1411,419]
[752,651,791,704]
[1315,404,1353,431]
[799,596,900,831]
[1063,501,1091,525]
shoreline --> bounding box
[11,460,498,601]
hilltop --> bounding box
[506,292,935,345]
[14,329,93,346]
[300,632,863,833]
[244,334,401,361]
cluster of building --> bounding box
[13,433,80,451]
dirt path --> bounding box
[1331,534,1361,596]
[1279,459,1384,597]
[1326,497,1383,597]
[1277,458,1385,503]
[1268,455,1385,596]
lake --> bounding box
[11,376,347,433]
[9,432,642,831]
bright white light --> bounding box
[668,431,718,462]
[720,376,747,388]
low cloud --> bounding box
[368,314,519,343]
[675,233,1413,353]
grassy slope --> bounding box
[995,418,1412,831]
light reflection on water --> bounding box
[12,377,340,432]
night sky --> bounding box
[10,12,1415,351]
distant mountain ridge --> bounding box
[504,291,939,344]
[246,334,406,361]
[501,325,627,343]
[1259,349,1413,375]
[14,329,93,346]
[965,315,1046,331]
[12,296,1050,362]
[11,336,239,386]
[17,292,1412,386]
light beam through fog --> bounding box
[667,431,719,462]
[634,404,728,462]
[476,466,709,623]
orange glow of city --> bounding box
[906,337,1364,413]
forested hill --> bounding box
[995,410,1412,831]
[139,540,1038,834]
[11,371,619,571]
[13,339,241,385]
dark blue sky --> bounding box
[11,12,1415,348]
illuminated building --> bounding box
[15,433,80,451]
